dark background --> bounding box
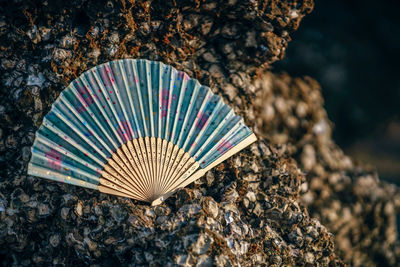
[274,0,400,184]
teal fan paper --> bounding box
[27,59,257,205]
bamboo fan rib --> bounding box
[27,59,257,205]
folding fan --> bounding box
[27,59,257,205]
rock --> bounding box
[202,198,218,218]
[221,24,238,38]
[74,201,83,217]
[37,203,51,217]
[39,27,51,41]
[5,134,17,148]
[83,237,97,252]
[21,146,31,162]
[59,34,77,49]
[304,252,315,264]
[175,254,195,266]
[245,31,257,48]
[202,52,217,63]
[0,0,357,266]
[52,48,72,63]
[253,72,400,266]
[191,233,212,255]
[26,25,41,44]
[196,255,213,267]
[301,144,316,171]
[26,73,45,86]
[110,205,127,223]
[49,234,60,247]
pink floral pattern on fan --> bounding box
[161,89,170,118]
[101,65,114,87]
[195,112,209,129]
[75,84,96,114]
[116,119,131,140]
[178,71,190,82]
[45,148,62,171]
[216,140,233,154]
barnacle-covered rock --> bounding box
[252,72,400,266]
[0,0,353,266]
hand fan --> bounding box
[27,59,257,205]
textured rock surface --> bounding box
[0,0,340,265]
[1,140,343,265]
[1,0,397,266]
[252,73,400,266]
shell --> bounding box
[28,59,257,205]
